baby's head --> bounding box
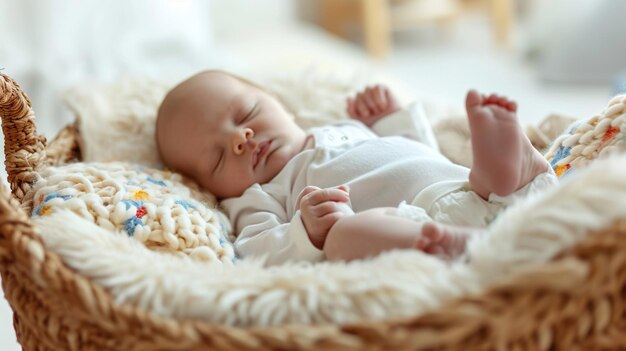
[156,70,307,198]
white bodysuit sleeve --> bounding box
[371,101,440,151]
[222,184,325,266]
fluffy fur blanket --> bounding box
[34,154,626,325]
[39,70,621,326]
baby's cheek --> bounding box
[265,151,289,178]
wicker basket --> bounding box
[1,73,626,350]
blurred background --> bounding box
[1,0,625,349]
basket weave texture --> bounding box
[1,73,626,350]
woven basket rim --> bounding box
[3,184,626,349]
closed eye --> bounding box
[239,102,258,124]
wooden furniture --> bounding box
[319,0,513,59]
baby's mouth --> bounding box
[252,140,272,169]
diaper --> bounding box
[397,170,558,227]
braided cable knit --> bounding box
[545,94,626,177]
[29,162,236,264]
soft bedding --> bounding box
[33,153,626,325]
[30,69,626,326]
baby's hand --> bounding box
[296,185,352,250]
[347,84,401,127]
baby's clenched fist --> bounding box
[347,84,400,127]
[296,185,353,249]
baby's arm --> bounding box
[347,85,401,127]
[223,184,327,266]
[296,185,353,249]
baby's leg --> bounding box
[324,208,478,261]
[465,90,548,199]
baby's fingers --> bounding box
[303,188,350,206]
[310,201,344,217]
[296,185,321,209]
[370,85,388,112]
[362,87,379,112]
[355,92,371,117]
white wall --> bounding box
[522,0,625,84]
[0,0,223,136]
[212,0,299,35]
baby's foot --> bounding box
[465,90,548,199]
[416,222,481,260]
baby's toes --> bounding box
[504,99,517,112]
[422,222,444,243]
[417,222,443,249]
[426,245,444,255]
[484,94,500,105]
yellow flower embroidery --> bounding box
[40,205,53,216]
[555,164,571,177]
[131,190,150,201]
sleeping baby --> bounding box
[156,70,557,265]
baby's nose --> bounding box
[233,128,254,155]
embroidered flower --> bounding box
[601,126,619,142]
[39,205,53,216]
[121,199,143,210]
[555,164,571,177]
[131,190,150,201]
[175,200,196,211]
[32,193,73,216]
[124,217,143,237]
[146,177,167,187]
[136,206,147,219]
[550,146,571,168]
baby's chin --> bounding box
[260,152,291,183]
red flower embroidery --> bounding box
[136,206,147,219]
[602,126,619,142]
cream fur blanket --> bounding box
[40,70,623,326]
[34,155,626,325]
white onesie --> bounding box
[221,103,557,266]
